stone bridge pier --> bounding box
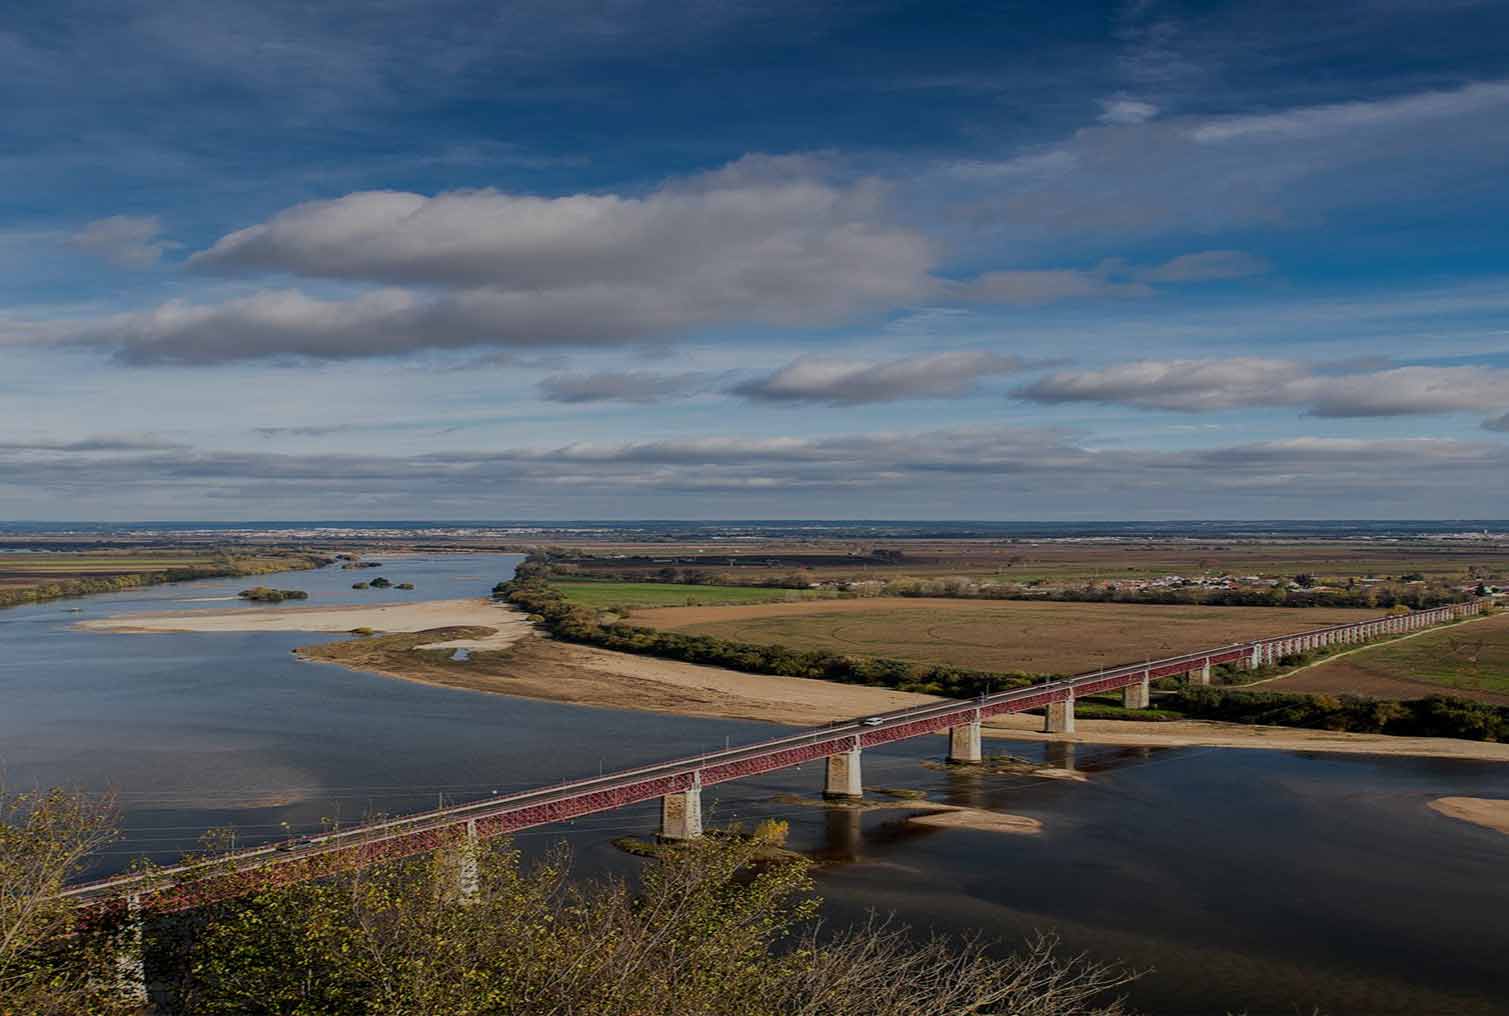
[1122,672,1150,709]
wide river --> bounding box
[2,553,1506,1015]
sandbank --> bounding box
[79,596,530,650]
[1428,796,1509,836]
[905,809,1042,834]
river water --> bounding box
[2,554,1506,1015]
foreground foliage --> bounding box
[165,838,1134,1015]
[3,789,1136,1016]
[0,789,134,1016]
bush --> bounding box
[237,587,308,603]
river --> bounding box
[2,553,1506,1015]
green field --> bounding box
[548,580,825,609]
[1273,610,1509,700]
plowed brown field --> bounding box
[630,598,1376,675]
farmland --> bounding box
[1266,610,1509,703]
[631,598,1377,676]
[532,537,1509,588]
[0,551,329,609]
[548,580,827,610]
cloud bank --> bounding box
[1019,359,1509,423]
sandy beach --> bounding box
[79,596,532,650]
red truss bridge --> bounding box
[66,598,1488,918]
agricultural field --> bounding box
[630,598,1377,676]
[1266,610,1509,704]
[0,551,325,608]
[0,552,213,586]
[548,580,827,610]
[536,538,1509,584]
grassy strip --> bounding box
[0,554,331,610]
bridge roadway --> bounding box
[64,598,1486,915]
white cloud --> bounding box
[28,158,941,363]
[1019,358,1509,422]
[69,215,171,268]
[1098,96,1159,125]
[732,351,1027,404]
[1189,81,1509,143]
[943,80,1509,243]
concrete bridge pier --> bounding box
[660,777,703,840]
[1122,672,1150,709]
[1044,693,1075,734]
[1190,659,1211,685]
[457,820,480,903]
[824,746,864,798]
[947,719,983,763]
[114,892,149,1010]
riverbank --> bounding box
[295,625,1509,762]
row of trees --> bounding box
[499,580,1039,698]
[3,788,1136,1015]
[1164,687,1509,742]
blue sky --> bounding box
[4,0,1509,519]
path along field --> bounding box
[1264,610,1509,704]
[629,598,1377,675]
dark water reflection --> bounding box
[3,554,1508,1015]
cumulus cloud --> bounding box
[538,370,708,404]
[44,156,930,363]
[732,351,1028,405]
[1018,358,1509,422]
[68,215,171,268]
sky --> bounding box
[4,0,1509,521]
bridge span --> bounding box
[66,597,1487,918]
